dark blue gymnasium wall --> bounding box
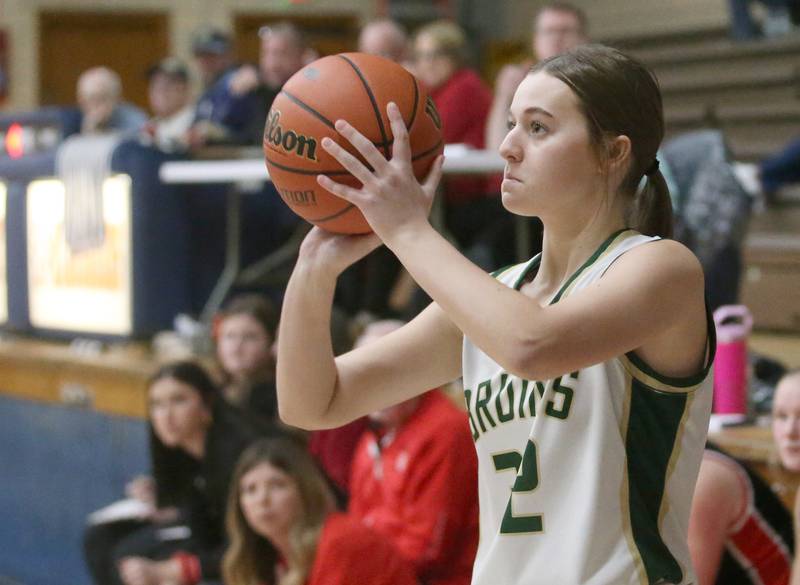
[0,395,149,585]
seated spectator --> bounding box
[228,21,315,145]
[77,67,147,134]
[412,21,503,255]
[485,1,588,152]
[215,293,280,422]
[187,26,258,148]
[688,443,793,584]
[348,320,479,585]
[757,137,800,201]
[223,438,418,585]
[772,369,800,583]
[140,58,194,153]
[358,18,412,68]
[729,0,795,40]
[83,361,278,585]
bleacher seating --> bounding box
[609,28,800,163]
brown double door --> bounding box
[39,10,168,112]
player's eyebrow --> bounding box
[521,106,554,118]
[508,106,555,122]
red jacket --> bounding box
[309,418,369,494]
[349,391,479,585]
[428,68,495,203]
[308,513,417,585]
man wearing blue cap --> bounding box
[187,26,258,148]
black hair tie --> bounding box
[645,159,660,177]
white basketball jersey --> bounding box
[463,229,714,585]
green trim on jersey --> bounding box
[625,379,689,584]
[623,300,717,390]
[491,264,518,279]
[509,228,632,297]
[550,228,631,303]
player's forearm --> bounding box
[276,262,339,429]
[387,225,549,380]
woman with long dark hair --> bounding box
[84,361,276,585]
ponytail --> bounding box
[631,168,673,238]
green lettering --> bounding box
[474,380,497,432]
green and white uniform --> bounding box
[463,229,714,585]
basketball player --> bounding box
[277,45,713,585]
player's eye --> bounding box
[506,119,516,131]
[530,121,547,134]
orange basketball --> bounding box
[263,52,444,234]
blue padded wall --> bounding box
[0,396,148,585]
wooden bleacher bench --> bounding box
[741,205,800,332]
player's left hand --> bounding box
[317,102,444,247]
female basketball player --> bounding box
[277,45,714,585]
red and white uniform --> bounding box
[349,391,479,585]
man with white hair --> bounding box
[358,18,410,65]
[76,67,146,134]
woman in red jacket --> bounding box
[223,438,418,585]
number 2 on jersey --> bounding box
[492,440,543,534]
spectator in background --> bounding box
[412,20,495,226]
[77,67,147,134]
[729,0,795,40]
[215,294,280,423]
[187,26,258,148]
[348,320,479,585]
[140,58,194,153]
[754,136,800,201]
[228,21,316,145]
[83,362,278,585]
[771,369,800,584]
[688,443,793,584]
[485,2,588,151]
[358,18,411,68]
[223,438,418,585]
[414,20,490,155]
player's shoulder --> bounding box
[610,237,703,287]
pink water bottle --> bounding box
[712,305,753,415]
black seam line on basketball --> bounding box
[265,156,357,176]
[313,203,357,223]
[411,139,444,162]
[272,89,391,150]
[280,89,336,130]
[337,54,391,159]
[406,73,420,133]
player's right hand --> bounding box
[297,226,381,278]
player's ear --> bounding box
[605,135,631,173]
